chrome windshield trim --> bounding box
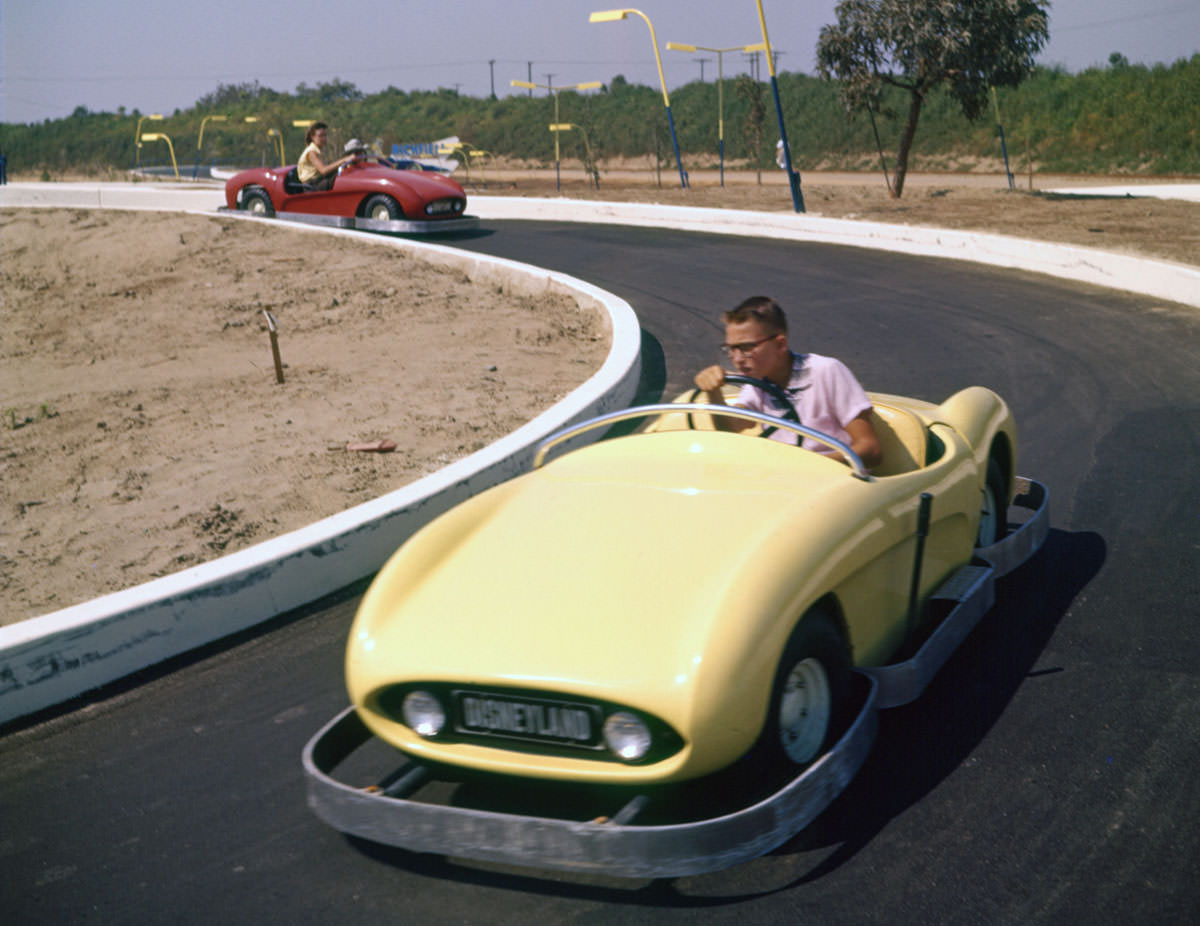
[532,403,869,479]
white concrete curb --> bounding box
[468,196,1200,309]
[1,181,1195,725]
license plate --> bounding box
[454,691,601,747]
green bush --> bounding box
[1,55,1195,175]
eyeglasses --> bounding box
[719,335,778,356]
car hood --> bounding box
[349,430,870,721]
[356,162,465,197]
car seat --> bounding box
[867,404,928,475]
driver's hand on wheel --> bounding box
[694,365,728,395]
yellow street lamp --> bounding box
[589,8,687,189]
[752,0,804,212]
[197,114,227,151]
[667,41,765,186]
[194,114,228,178]
[266,128,285,165]
[447,145,494,188]
[140,132,179,180]
[512,78,601,191]
[134,113,164,168]
[550,123,600,189]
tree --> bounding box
[735,74,767,184]
[817,0,1049,197]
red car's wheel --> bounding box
[241,186,274,217]
[363,194,402,221]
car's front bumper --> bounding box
[218,207,480,235]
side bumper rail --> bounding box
[863,477,1049,708]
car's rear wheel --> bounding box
[241,186,274,217]
[763,610,850,767]
[363,194,402,221]
[977,456,1008,547]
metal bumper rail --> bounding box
[218,207,480,235]
[303,678,879,880]
[301,478,1048,877]
[863,477,1049,708]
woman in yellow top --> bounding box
[296,122,359,191]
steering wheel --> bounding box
[686,373,800,436]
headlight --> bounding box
[603,711,652,761]
[401,690,446,737]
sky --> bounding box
[2,0,1197,125]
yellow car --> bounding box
[343,381,1029,787]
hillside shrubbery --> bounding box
[2,55,1196,176]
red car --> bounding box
[223,157,477,234]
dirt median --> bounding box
[1,207,608,624]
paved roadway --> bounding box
[3,222,1198,924]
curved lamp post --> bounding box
[511,79,601,192]
[266,128,285,166]
[666,40,765,187]
[194,114,227,178]
[589,8,688,189]
[549,123,600,189]
[753,0,804,212]
[140,132,179,179]
[134,113,163,168]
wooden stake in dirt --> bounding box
[263,310,284,384]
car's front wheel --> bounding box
[363,194,402,221]
[241,186,274,217]
[763,610,850,767]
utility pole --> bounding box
[694,58,711,81]
[527,62,533,95]
[489,59,496,100]
[544,74,555,94]
[745,51,760,81]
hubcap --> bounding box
[778,657,832,763]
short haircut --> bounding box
[306,122,328,144]
[722,296,788,335]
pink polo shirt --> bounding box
[734,352,872,452]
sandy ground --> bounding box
[2,168,1196,624]
[0,208,607,623]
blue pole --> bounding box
[769,75,804,213]
[997,122,1015,190]
[665,106,688,189]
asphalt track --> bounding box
[3,221,1198,924]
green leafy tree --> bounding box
[817,0,1049,196]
